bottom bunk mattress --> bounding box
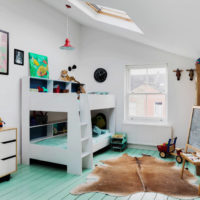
[32,133,112,150]
[32,135,68,149]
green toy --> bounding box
[42,87,48,92]
[111,132,127,151]
[92,113,107,129]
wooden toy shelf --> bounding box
[29,77,85,93]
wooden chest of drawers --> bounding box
[0,128,17,179]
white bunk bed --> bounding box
[21,77,115,175]
[88,94,115,153]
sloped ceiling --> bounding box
[43,0,200,59]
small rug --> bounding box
[71,154,198,199]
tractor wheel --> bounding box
[176,156,183,164]
[159,152,166,158]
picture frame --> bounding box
[14,49,24,66]
[0,30,9,75]
[29,52,49,79]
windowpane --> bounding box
[147,68,166,93]
[130,69,147,93]
[126,66,167,121]
[146,94,166,118]
[130,68,166,94]
[129,94,146,117]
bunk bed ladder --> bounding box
[79,94,93,170]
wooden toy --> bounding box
[180,106,200,195]
[111,133,127,151]
[157,137,183,163]
[0,118,5,128]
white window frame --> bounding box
[124,64,168,124]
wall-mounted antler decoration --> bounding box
[186,69,195,81]
[173,68,183,81]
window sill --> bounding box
[123,120,171,127]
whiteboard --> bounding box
[189,107,200,149]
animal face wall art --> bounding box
[29,52,49,79]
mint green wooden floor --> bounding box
[0,148,199,200]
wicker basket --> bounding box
[196,166,200,176]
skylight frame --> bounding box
[86,2,133,22]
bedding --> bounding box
[32,132,111,149]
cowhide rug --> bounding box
[71,154,198,199]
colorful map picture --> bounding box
[0,31,8,74]
[29,52,49,79]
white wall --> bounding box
[0,0,81,161]
[77,26,196,148]
[0,0,196,162]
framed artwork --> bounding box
[29,52,49,79]
[14,49,24,65]
[0,30,9,75]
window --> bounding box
[86,2,133,22]
[125,65,167,122]
[68,0,143,34]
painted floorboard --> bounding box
[0,164,53,197]
[74,192,96,200]
[129,192,144,200]
[115,195,130,200]
[155,193,168,200]
[102,194,117,200]
[1,167,66,200]
[0,148,198,200]
[167,197,179,200]
[142,192,157,200]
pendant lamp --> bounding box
[60,17,74,50]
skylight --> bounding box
[86,2,133,22]
[68,0,143,34]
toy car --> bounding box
[157,137,183,164]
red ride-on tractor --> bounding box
[157,137,183,164]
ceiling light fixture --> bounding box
[60,15,74,50]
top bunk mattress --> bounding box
[32,132,112,149]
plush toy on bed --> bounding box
[60,70,79,83]
[92,113,107,129]
[93,126,109,137]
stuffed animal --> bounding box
[60,70,79,83]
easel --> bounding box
[180,106,200,195]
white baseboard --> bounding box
[128,143,157,151]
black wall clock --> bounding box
[94,68,107,83]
